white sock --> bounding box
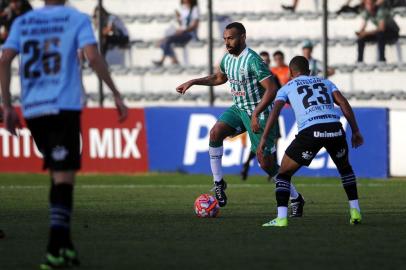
[290,183,299,200]
[209,146,223,183]
[349,200,360,212]
[277,206,288,219]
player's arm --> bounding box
[0,48,21,136]
[176,71,228,94]
[251,77,279,133]
[332,91,363,148]
[257,100,285,159]
[83,44,128,122]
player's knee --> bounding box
[337,163,354,176]
[209,126,223,143]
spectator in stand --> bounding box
[0,0,32,44]
[338,0,406,14]
[302,39,335,77]
[281,0,319,12]
[356,0,400,62]
[93,6,130,65]
[153,0,200,66]
[271,50,290,85]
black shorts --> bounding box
[285,122,350,167]
[26,111,81,171]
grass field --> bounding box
[0,173,406,270]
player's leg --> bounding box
[262,133,321,227]
[241,150,256,181]
[27,112,81,269]
[210,106,243,207]
[245,113,304,213]
[263,154,302,227]
[325,131,361,224]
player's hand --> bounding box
[251,114,260,133]
[176,81,193,95]
[351,131,364,148]
[3,107,21,136]
[114,95,128,123]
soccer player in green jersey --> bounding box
[176,22,305,215]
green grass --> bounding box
[0,173,406,270]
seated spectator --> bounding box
[93,6,130,65]
[356,0,400,62]
[0,0,32,44]
[271,50,290,85]
[153,0,200,66]
[302,39,335,76]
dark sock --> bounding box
[48,183,74,255]
[275,173,291,207]
[341,172,358,201]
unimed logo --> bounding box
[89,122,143,159]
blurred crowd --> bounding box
[0,0,404,68]
[0,0,32,44]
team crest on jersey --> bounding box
[239,68,246,74]
[301,151,314,160]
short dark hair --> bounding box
[273,50,284,58]
[225,22,246,35]
[259,51,270,57]
[289,56,310,74]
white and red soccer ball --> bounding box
[194,194,220,218]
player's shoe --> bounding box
[290,193,305,217]
[349,208,362,225]
[61,248,80,267]
[39,248,80,269]
[39,253,66,270]
[213,179,227,207]
[262,217,288,227]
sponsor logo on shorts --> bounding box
[51,146,69,161]
[302,151,313,160]
[313,129,343,138]
[336,148,346,158]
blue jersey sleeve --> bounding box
[76,16,97,49]
[2,17,22,52]
[324,79,339,92]
[275,85,289,102]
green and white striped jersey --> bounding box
[219,47,273,117]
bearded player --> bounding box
[176,22,305,216]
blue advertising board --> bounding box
[145,107,388,178]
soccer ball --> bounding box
[194,194,220,218]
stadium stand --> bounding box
[7,0,405,107]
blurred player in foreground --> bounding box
[258,56,363,227]
[0,0,128,268]
[176,22,305,215]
